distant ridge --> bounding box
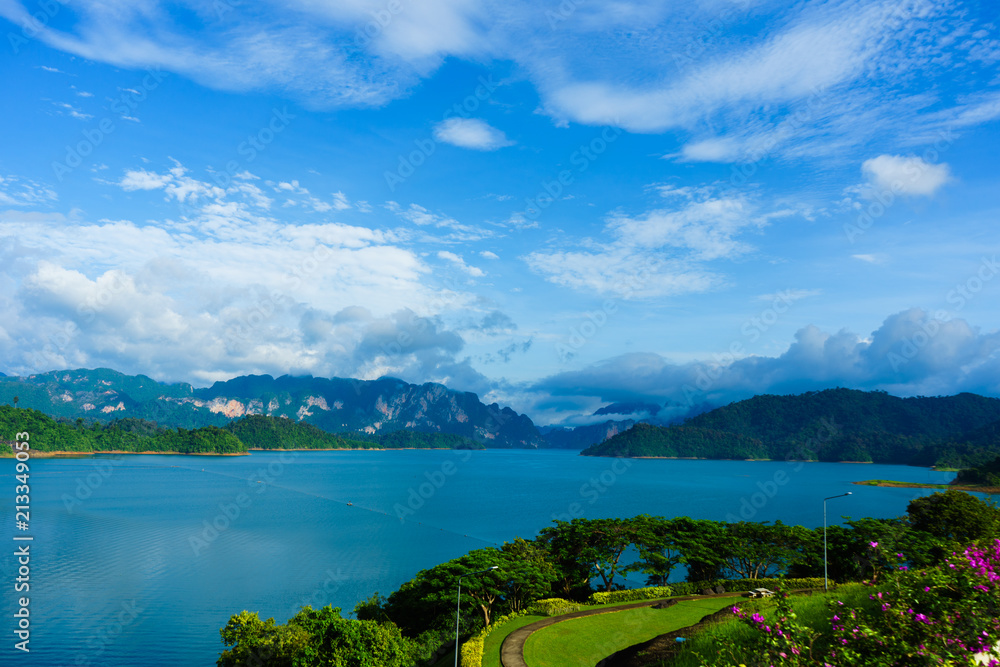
[0,368,544,449]
[581,388,1000,468]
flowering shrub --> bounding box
[699,539,1000,666]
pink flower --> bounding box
[870,541,879,548]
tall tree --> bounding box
[537,517,638,593]
[907,489,1000,543]
[628,515,684,586]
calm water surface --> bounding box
[0,450,967,665]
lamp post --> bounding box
[455,566,498,667]
[824,492,852,592]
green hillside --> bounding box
[224,414,484,450]
[582,389,1000,467]
[0,406,245,454]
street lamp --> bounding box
[455,566,498,667]
[824,492,852,592]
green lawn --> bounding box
[482,614,545,667]
[522,597,741,667]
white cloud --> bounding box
[118,169,173,191]
[330,191,351,210]
[852,253,883,264]
[480,250,499,260]
[437,250,484,277]
[432,118,513,151]
[385,201,492,241]
[532,309,1000,414]
[0,174,502,388]
[526,185,772,298]
[2,0,996,168]
[755,289,821,303]
[861,154,952,196]
[0,176,57,207]
[55,101,92,120]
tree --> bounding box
[218,606,414,667]
[537,517,638,594]
[627,515,684,586]
[669,517,728,582]
[907,490,1000,543]
[719,521,807,579]
[384,548,507,637]
[217,610,309,667]
[498,538,557,612]
[288,606,414,667]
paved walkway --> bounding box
[499,593,738,667]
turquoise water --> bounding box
[0,450,965,665]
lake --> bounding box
[0,449,965,665]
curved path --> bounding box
[499,593,738,667]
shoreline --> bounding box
[624,455,877,464]
[3,446,482,458]
[5,450,250,458]
[854,479,1000,494]
[589,454,955,470]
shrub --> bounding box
[697,542,1000,666]
[588,586,672,605]
[669,578,828,597]
[529,598,581,617]
[459,610,528,667]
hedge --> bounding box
[459,610,529,667]
[529,598,582,617]
[667,577,830,596]
[588,585,672,605]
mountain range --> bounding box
[0,368,545,448]
[5,371,1000,465]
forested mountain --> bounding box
[0,368,544,448]
[582,389,1000,467]
[225,414,483,450]
[0,406,246,454]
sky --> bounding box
[1,0,999,426]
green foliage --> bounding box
[581,388,1000,467]
[0,406,247,454]
[588,585,672,605]
[666,578,828,597]
[538,517,640,594]
[528,598,582,616]
[459,610,529,667]
[691,540,1000,666]
[218,610,310,667]
[906,488,1000,543]
[373,430,484,449]
[218,606,414,667]
[225,414,371,450]
[955,454,1000,486]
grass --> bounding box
[482,614,545,667]
[668,584,871,667]
[522,597,741,667]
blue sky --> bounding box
[1,0,1000,425]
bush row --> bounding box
[459,610,529,667]
[588,585,673,605]
[667,577,830,597]
[529,598,582,617]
